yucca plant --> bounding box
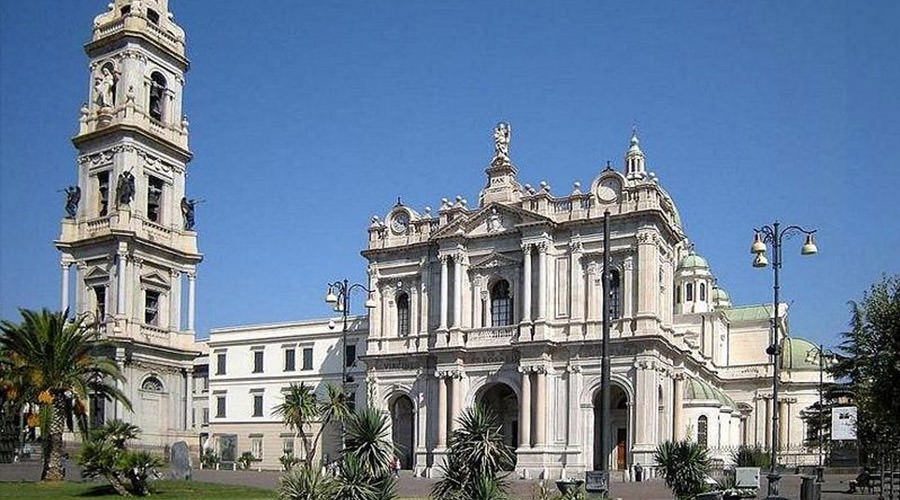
[653,439,711,500]
[433,404,514,500]
[731,445,770,468]
[277,462,338,500]
[344,407,395,479]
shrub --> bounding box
[654,440,711,500]
[731,445,771,468]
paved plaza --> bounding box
[0,462,882,499]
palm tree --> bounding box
[433,404,515,500]
[311,383,351,460]
[0,308,130,481]
[273,383,319,463]
[654,439,712,500]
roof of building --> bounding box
[721,304,773,322]
[678,252,709,270]
[684,377,736,409]
[780,336,821,371]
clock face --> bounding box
[391,212,410,233]
[597,177,621,202]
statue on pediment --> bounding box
[493,122,511,162]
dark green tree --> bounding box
[654,440,711,500]
[829,275,900,462]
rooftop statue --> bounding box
[117,171,135,206]
[493,122,511,162]
[63,186,81,218]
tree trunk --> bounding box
[41,399,68,481]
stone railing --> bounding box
[140,323,169,341]
[466,325,518,347]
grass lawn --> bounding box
[0,480,432,499]
[0,480,274,499]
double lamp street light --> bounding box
[325,279,376,449]
[750,221,818,499]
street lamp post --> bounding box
[325,279,376,450]
[805,343,833,482]
[750,221,818,499]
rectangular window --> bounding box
[191,408,196,427]
[345,344,357,367]
[284,348,296,372]
[252,394,263,417]
[147,176,164,223]
[93,285,106,319]
[216,353,226,375]
[215,395,226,418]
[282,438,294,456]
[253,350,264,373]
[250,436,263,460]
[301,347,313,371]
[144,290,160,325]
[98,171,110,216]
[202,408,209,425]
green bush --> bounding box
[731,445,770,468]
[79,420,163,497]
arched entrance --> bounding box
[476,383,519,455]
[592,384,630,470]
[390,395,414,469]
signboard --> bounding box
[831,406,857,440]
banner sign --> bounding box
[831,406,857,440]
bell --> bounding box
[751,232,767,254]
[801,233,818,256]
[753,252,768,268]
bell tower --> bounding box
[55,0,202,444]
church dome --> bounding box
[711,287,730,302]
[679,252,709,270]
[684,377,736,409]
[780,336,821,371]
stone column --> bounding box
[634,360,654,447]
[439,255,449,330]
[623,256,634,319]
[416,391,427,452]
[450,373,462,431]
[537,243,547,320]
[187,272,196,332]
[764,396,773,449]
[566,364,581,445]
[636,231,659,316]
[519,367,532,448]
[436,374,447,447]
[116,249,128,315]
[419,269,429,334]
[673,374,684,440]
[522,243,532,322]
[185,368,193,430]
[534,367,547,446]
[779,399,790,450]
[60,262,71,313]
[453,254,463,328]
[410,285,419,337]
[114,347,126,420]
[170,270,181,330]
[570,239,583,322]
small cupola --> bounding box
[624,128,647,180]
[674,250,714,315]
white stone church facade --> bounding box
[52,0,829,476]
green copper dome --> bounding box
[684,377,736,409]
[780,336,821,371]
[679,252,709,270]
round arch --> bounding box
[389,394,415,469]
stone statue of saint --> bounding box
[95,67,115,107]
[493,122,511,161]
[64,186,81,218]
[181,197,196,230]
[117,171,135,206]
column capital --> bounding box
[520,241,534,253]
[187,271,196,281]
[439,253,450,264]
[569,235,583,253]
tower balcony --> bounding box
[91,14,186,60]
[58,210,199,257]
[77,102,189,153]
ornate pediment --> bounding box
[140,270,170,288]
[83,266,110,283]
[469,251,521,270]
[430,203,552,241]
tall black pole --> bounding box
[818,344,824,473]
[768,221,782,498]
[599,210,612,494]
[340,279,349,452]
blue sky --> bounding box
[1,1,898,348]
